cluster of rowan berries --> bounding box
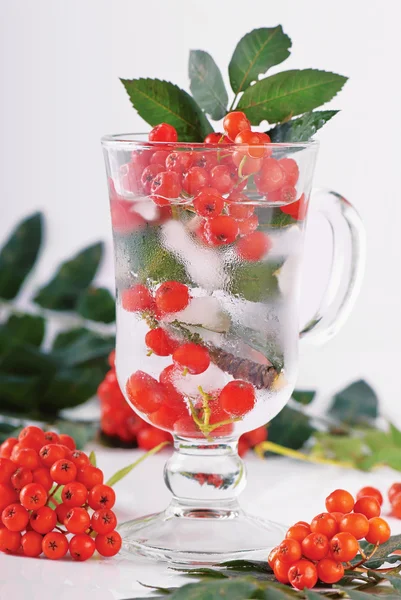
[0,426,121,561]
[269,487,391,590]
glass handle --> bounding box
[300,188,366,344]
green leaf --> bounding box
[362,534,401,566]
[229,26,292,95]
[120,78,213,142]
[229,260,283,303]
[365,447,401,471]
[268,110,339,142]
[305,591,326,600]
[0,373,41,409]
[4,313,45,348]
[363,430,394,454]
[53,420,98,450]
[337,587,400,600]
[89,450,97,467]
[52,328,115,367]
[189,50,228,120]
[168,579,258,600]
[76,287,115,324]
[292,390,316,406]
[329,380,378,425]
[390,423,401,447]
[39,365,106,413]
[237,69,347,124]
[0,212,43,300]
[313,432,366,464]
[34,242,103,310]
[221,560,272,574]
[267,406,315,450]
[106,441,170,487]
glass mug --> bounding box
[101,135,365,564]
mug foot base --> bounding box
[118,501,286,565]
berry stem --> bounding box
[55,526,68,534]
[198,386,212,428]
[47,484,61,502]
[350,543,380,570]
[238,155,247,179]
[254,441,354,468]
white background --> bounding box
[1,0,401,420]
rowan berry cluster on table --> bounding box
[269,487,392,590]
[109,112,307,441]
[0,426,121,561]
[99,350,267,454]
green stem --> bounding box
[255,440,355,469]
[228,95,238,112]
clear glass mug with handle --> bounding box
[101,134,365,564]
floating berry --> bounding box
[330,532,359,562]
[165,151,193,173]
[285,522,311,543]
[30,506,57,534]
[182,167,209,195]
[61,481,88,507]
[110,200,145,234]
[210,165,236,195]
[122,283,154,312]
[223,111,251,141]
[317,558,344,584]
[42,531,69,560]
[193,188,224,217]
[232,153,263,176]
[11,467,33,493]
[279,157,299,185]
[354,496,381,519]
[88,484,116,511]
[151,170,181,200]
[269,185,297,203]
[126,371,167,414]
[155,281,190,314]
[145,328,177,356]
[310,513,338,539]
[149,123,178,143]
[205,215,239,246]
[150,403,185,430]
[339,512,369,540]
[69,533,96,561]
[301,532,329,561]
[204,132,230,144]
[20,483,48,510]
[173,343,210,375]
[137,427,171,450]
[192,152,217,171]
[288,560,318,590]
[141,164,164,194]
[226,193,254,220]
[219,380,256,417]
[236,231,272,262]
[50,459,77,485]
[21,531,43,558]
[325,489,355,514]
[0,528,21,553]
[365,517,391,544]
[280,194,308,221]
[0,484,18,513]
[237,214,259,236]
[2,503,29,532]
[91,509,117,535]
[278,538,302,563]
[234,129,266,159]
[150,150,170,166]
[95,531,122,557]
[64,507,91,534]
[255,158,285,193]
[173,415,203,439]
[76,465,104,490]
[357,486,383,506]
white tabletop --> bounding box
[1,447,400,600]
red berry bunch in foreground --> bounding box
[269,487,391,590]
[0,426,121,561]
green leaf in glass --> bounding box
[229,26,291,95]
[0,212,43,300]
[237,69,347,124]
[34,242,103,310]
[189,50,228,120]
[120,78,213,142]
[76,287,115,324]
[268,110,339,142]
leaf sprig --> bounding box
[121,26,347,142]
